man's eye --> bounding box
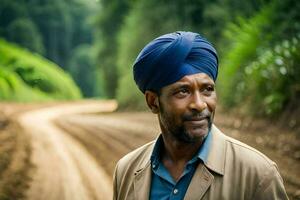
[174,88,190,97]
[205,86,214,91]
[179,88,189,94]
[202,85,215,94]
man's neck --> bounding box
[160,133,204,181]
[161,133,204,164]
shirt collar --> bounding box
[150,135,162,166]
[134,124,226,178]
[150,131,213,166]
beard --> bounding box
[159,103,214,144]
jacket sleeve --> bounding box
[112,162,119,200]
[252,163,289,200]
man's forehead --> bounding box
[171,73,215,87]
[158,73,215,94]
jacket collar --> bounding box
[133,124,226,199]
[133,141,154,200]
[204,124,226,175]
[134,124,227,175]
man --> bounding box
[113,31,288,200]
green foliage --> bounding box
[94,0,130,98]
[116,73,146,110]
[218,5,273,107]
[0,39,82,101]
[68,44,103,97]
[269,0,300,43]
[0,67,50,101]
[218,0,300,116]
[6,18,44,54]
[0,0,45,54]
[0,0,100,98]
[240,36,300,116]
[0,0,28,30]
[29,0,73,68]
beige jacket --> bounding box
[113,125,288,200]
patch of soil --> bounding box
[0,112,32,200]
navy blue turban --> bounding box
[133,31,219,93]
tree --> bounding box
[94,0,130,98]
[68,44,99,97]
[6,18,44,54]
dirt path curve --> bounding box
[17,100,117,200]
[56,111,299,199]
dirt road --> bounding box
[3,101,298,199]
[17,101,117,200]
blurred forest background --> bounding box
[0,0,299,119]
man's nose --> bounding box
[188,91,207,111]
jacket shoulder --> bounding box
[225,135,275,167]
[115,140,155,177]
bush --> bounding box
[240,35,300,116]
[0,38,82,101]
[218,0,300,117]
[0,67,50,101]
[218,5,273,107]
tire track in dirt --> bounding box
[62,115,156,144]
[55,114,160,176]
[55,121,129,176]
[17,101,117,200]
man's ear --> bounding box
[145,90,159,114]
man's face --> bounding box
[157,73,217,143]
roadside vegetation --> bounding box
[218,0,300,118]
[0,0,101,98]
[0,39,81,101]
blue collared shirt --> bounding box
[149,132,212,200]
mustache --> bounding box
[182,109,212,121]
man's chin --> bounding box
[175,127,209,144]
[187,127,209,140]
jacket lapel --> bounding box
[133,163,152,199]
[205,125,226,176]
[184,125,227,200]
[132,141,155,200]
[131,126,227,200]
[184,164,214,200]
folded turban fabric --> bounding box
[133,31,219,93]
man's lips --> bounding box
[184,117,208,126]
[189,116,208,121]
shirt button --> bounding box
[152,164,156,169]
[173,189,178,195]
